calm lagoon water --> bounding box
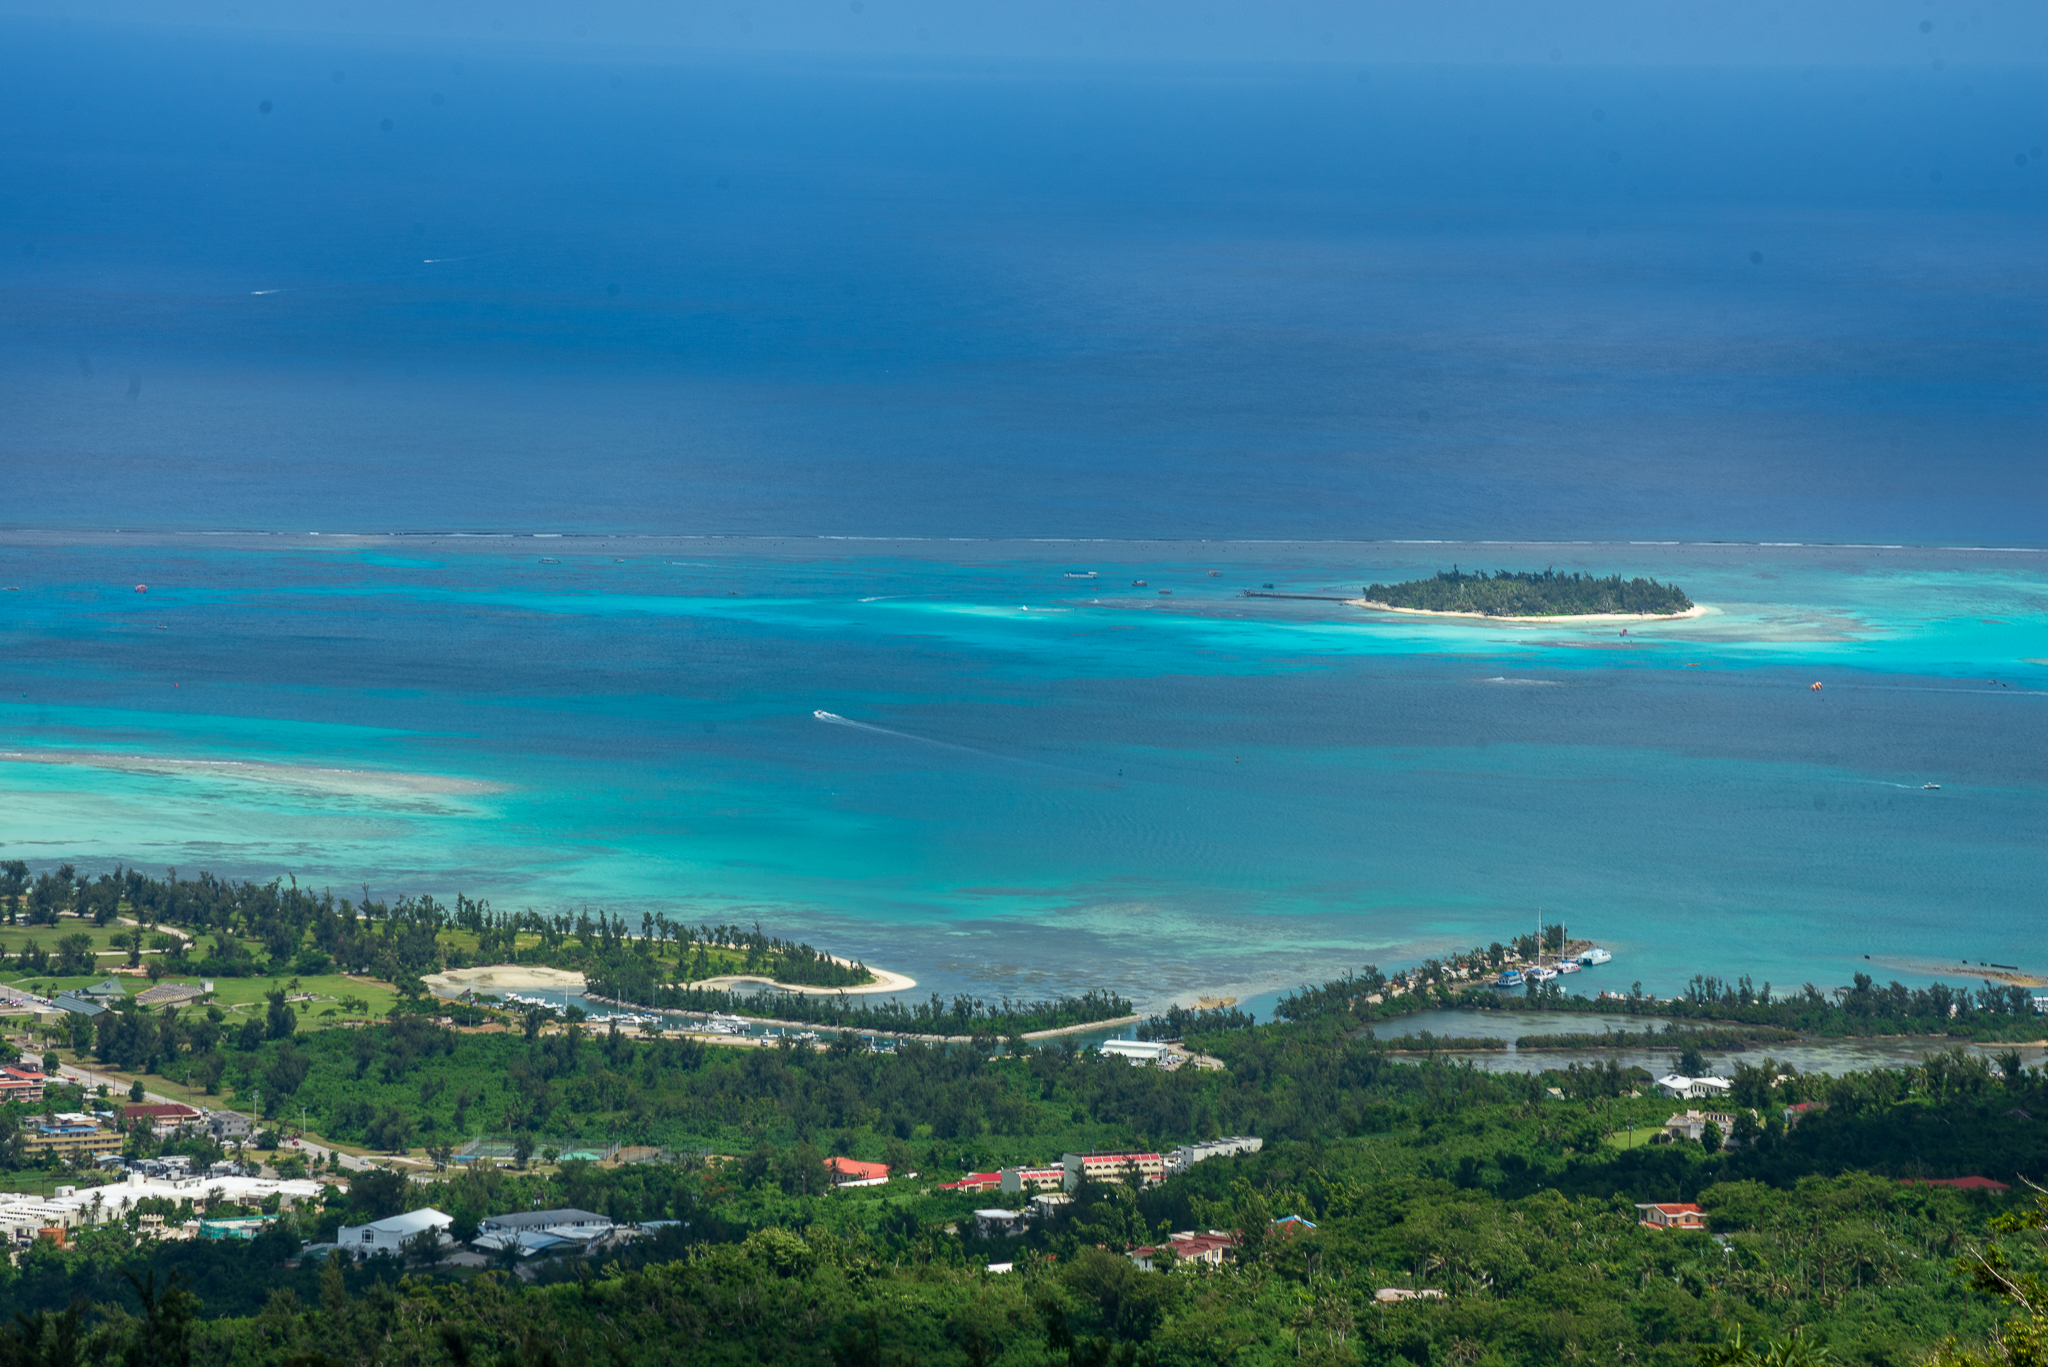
[1365,1008,2048,1077]
[2,535,2041,1012]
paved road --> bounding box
[55,1062,379,1173]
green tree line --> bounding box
[1361,568,1694,616]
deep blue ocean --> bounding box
[1,20,2043,1010]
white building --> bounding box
[1163,1136,1262,1175]
[0,1173,329,1246]
[1663,1110,1741,1144]
[1099,1039,1174,1065]
[336,1208,454,1258]
[1655,1074,1733,1100]
[973,1208,1026,1238]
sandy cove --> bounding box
[680,961,918,996]
[1350,599,1711,625]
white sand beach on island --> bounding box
[682,958,918,996]
[1349,599,1712,625]
[425,956,915,998]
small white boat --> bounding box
[1922,783,1941,791]
[1576,947,1612,966]
[1526,966,1559,984]
[1064,571,1097,580]
[1556,960,1582,974]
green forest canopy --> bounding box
[8,1021,2047,1366]
[1362,568,1694,617]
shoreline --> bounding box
[1350,599,1710,624]
[423,956,918,999]
[676,959,917,996]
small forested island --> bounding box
[1361,567,1695,618]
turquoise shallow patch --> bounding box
[0,540,2041,1008]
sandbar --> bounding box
[0,748,501,796]
[1882,958,2045,989]
[1350,599,1710,625]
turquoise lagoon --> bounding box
[1,535,2042,1012]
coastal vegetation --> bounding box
[0,861,1135,1037]
[1480,971,2048,1044]
[1135,1003,1257,1041]
[0,863,873,994]
[602,984,1132,1037]
[1269,930,2046,1047]
[1360,568,1694,617]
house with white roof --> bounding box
[1655,1074,1733,1100]
[335,1208,454,1258]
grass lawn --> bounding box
[204,973,402,1024]
[1604,1117,1677,1150]
[0,1169,135,1198]
[0,914,187,963]
[0,970,401,1031]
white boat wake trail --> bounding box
[813,709,991,758]
[812,709,1090,778]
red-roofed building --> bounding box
[826,1156,891,1187]
[1061,1151,1165,1190]
[122,1102,202,1136]
[1903,1176,2011,1193]
[940,1172,1002,1193]
[1130,1229,1238,1271]
[1636,1203,1706,1231]
[0,1068,45,1103]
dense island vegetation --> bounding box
[1361,568,1694,617]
